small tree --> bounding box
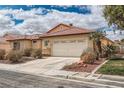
[103,5,124,31]
[89,31,105,58]
[105,44,116,58]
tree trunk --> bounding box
[93,41,96,52]
[97,40,102,57]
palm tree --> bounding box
[105,44,116,58]
[89,31,105,59]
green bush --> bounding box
[23,48,32,57]
[32,49,42,59]
[105,44,116,58]
[7,50,23,63]
[0,49,6,60]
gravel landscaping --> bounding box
[62,58,105,73]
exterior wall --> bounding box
[10,40,32,51]
[101,38,113,46]
[9,39,42,51]
[0,42,11,52]
[41,34,93,56]
[21,40,32,50]
[32,40,42,49]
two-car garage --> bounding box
[52,39,88,57]
[41,23,94,57]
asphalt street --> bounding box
[0,69,105,88]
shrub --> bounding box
[80,51,87,60]
[7,50,23,63]
[32,49,42,59]
[80,49,96,64]
[110,54,124,60]
[0,49,6,60]
[23,48,32,57]
[105,44,116,58]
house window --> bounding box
[33,40,37,43]
[13,41,20,50]
[44,40,49,46]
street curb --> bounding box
[0,68,118,88]
[54,75,119,88]
[88,60,109,78]
[0,66,123,87]
[100,74,124,82]
[66,75,124,87]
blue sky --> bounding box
[0,5,91,14]
[0,5,123,40]
[1,5,91,25]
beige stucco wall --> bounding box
[101,38,113,46]
[9,40,32,51]
[0,42,11,52]
[32,40,42,49]
[41,34,93,55]
[9,39,42,51]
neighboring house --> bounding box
[0,23,114,57]
[6,34,42,51]
[101,37,114,46]
[0,36,11,52]
[121,40,124,54]
[114,39,124,54]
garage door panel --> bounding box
[52,40,87,57]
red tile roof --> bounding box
[0,37,8,44]
[6,34,42,41]
[41,26,94,38]
[5,24,94,40]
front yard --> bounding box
[97,59,124,76]
[62,58,105,73]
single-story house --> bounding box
[6,34,42,51]
[114,39,124,54]
[0,23,114,57]
[40,23,114,57]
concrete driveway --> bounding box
[0,57,79,76]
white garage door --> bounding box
[52,40,87,57]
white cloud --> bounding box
[0,6,123,40]
[106,30,124,41]
[0,14,16,35]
